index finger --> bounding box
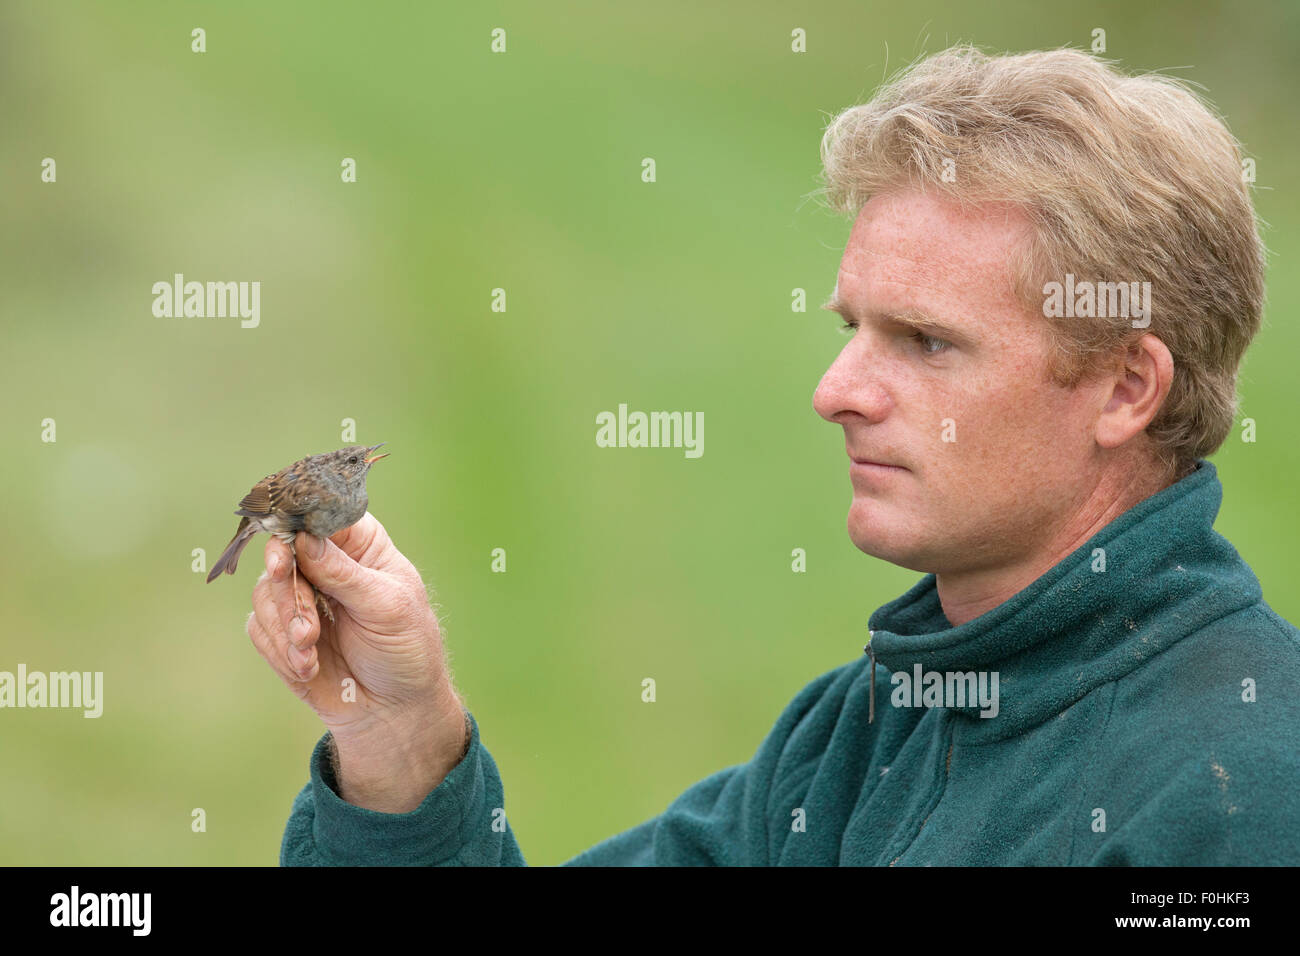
[326,512,402,574]
[263,536,319,643]
[265,535,295,576]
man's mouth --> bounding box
[849,454,906,470]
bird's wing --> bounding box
[236,476,275,515]
[236,469,319,517]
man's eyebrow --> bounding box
[820,293,968,341]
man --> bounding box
[252,46,1300,865]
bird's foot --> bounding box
[314,588,335,624]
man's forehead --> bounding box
[845,192,1026,272]
[835,190,1030,316]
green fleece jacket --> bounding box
[281,459,1300,865]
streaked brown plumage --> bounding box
[207,443,389,620]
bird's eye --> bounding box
[349,456,358,464]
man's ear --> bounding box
[1096,334,1174,449]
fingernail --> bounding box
[308,535,325,560]
[268,553,280,577]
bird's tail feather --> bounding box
[207,517,256,583]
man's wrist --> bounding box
[327,700,470,813]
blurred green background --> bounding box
[1,0,1296,865]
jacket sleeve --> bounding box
[280,711,526,866]
[559,763,758,865]
[562,661,855,866]
[279,712,764,867]
[281,661,850,866]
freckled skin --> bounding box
[813,189,1175,626]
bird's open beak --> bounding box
[364,442,389,464]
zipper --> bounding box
[889,714,955,865]
[863,630,876,723]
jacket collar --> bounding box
[865,460,1261,742]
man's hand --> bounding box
[246,513,469,812]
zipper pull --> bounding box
[863,629,876,724]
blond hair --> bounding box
[818,45,1265,478]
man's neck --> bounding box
[936,459,1179,627]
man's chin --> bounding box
[846,511,932,572]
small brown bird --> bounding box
[207,443,389,621]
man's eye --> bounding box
[910,330,949,354]
[839,320,948,354]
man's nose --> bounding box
[813,343,893,425]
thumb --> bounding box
[295,532,385,606]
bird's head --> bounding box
[336,443,389,485]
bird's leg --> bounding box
[287,537,310,622]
